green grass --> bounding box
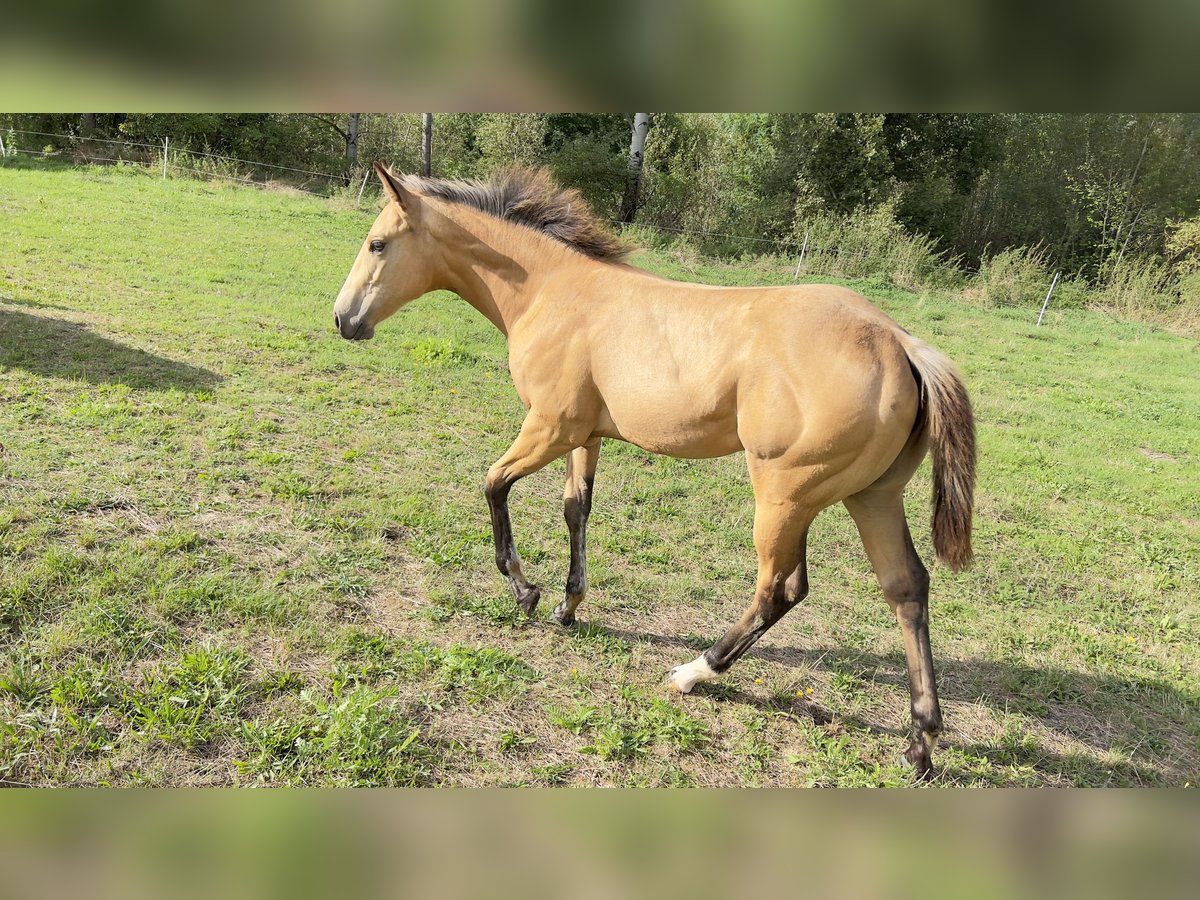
[1,159,1198,786]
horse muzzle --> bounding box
[334,312,374,341]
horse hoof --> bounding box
[665,667,694,694]
[902,742,935,781]
[516,585,541,617]
[552,604,576,627]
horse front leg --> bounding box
[554,439,601,626]
[484,412,575,617]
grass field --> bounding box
[2,160,1197,786]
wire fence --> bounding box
[2,138,341,199]
[1,127,1018,292]
[4,128,343,182]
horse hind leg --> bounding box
[667,481,813,693]
[843,487,942,779]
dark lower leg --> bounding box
[894,592,942,777]
[554,442,599,626]
[667,573,803,693]
[703,579,803,673]
[554,479,592,625]
[702,603,782,673]
[666,461,815,694]
[486,479,541,615]
[667,523,808,693]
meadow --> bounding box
[1,160,1197,786]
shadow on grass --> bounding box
[593,622,1198,786]
[0,305,220,392]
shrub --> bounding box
[163,144,252,185]
[975,246,1053,308]
[1093,256,1177,314]
[794,200,958,290]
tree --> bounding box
[346,114,360,167]
[619,113,651,223]
[422,114,433,177]
[304,114,363,171]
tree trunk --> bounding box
[421,114,433,177]
[619,113,651,224]
[81,113,96,136]
[346,114,360,167]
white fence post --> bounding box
[1036,271,1061,327]
[162,137,169,180]
[793,230,809,280]
[356,167,370,206]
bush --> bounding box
[1165,216,1200,276]
[794,199,959,289]
[975,246,1053,307]
[163,144,252,185]
[1093,256,1177,314]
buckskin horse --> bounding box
[333,163,976,777]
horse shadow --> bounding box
[592,622,1198,786]
[0,303,219,392]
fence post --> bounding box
[0,133,6,157]
[1036,271,1061,327]
[162,137,169,180]
[793,230,809,280]
[356,167,371,206]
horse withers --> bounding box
[333,163,977,778]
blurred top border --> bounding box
[3,0,1200,111]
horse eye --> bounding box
[369,239,386,253]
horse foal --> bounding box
[333,164,977,778]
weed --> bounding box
[238,686,432,786]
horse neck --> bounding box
[428,204,578,337]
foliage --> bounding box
[975,246,1054,308]
[1165,216,1200,279]
[796,199,959,289]
[5,112,1199,289]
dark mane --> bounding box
[401,167,631,262]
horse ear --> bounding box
[373,162,415,211]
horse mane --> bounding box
[400,167,632,263]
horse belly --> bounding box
[595,391,743,458]
[588,310,745,457]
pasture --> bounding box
[1,161,1197,786]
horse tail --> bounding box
[901,335,977,571]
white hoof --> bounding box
[665,655,717,694]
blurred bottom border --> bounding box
[0,789,1196,900]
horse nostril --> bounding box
[334,313,341,332]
